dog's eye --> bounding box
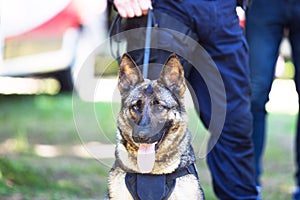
[131,100,142,113]
[156,104,165,111]
[153,100,167,111]
[131,105,140,112]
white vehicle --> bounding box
[1,0,107,92]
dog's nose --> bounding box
[133,128,152,143]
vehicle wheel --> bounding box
[54,67,73,92]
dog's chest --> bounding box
[108,167,203,200]
[169,175,204,200]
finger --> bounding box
[123,5,135,18]
[131,0,143,17]
[114,0,134,18]
[114,0,128,18]
[138,0,152,10]
[117,7,129,18]
[141,8,148,16]
[138,0,152,13]
[114,0,151,18]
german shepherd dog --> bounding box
[107,53,204,200]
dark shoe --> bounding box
[256,185,262,200]
[293,187,300,200]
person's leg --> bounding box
[154,0,258,198]
[246,0,285,186]
[186,0,258,198]
[121,0,258,198]
[289,1,300,195]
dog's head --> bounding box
[117,53,188,173]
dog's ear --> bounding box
[118,53,144,94]
[158,54,186,97]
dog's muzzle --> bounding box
[132,120,172,145]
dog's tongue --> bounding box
[137,143,156,173]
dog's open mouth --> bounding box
[137,142,156,173]
[135,121,172,173]
[137,132,166,173]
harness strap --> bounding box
[125,164,199,200]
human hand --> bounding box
[113,0,153,18]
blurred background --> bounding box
[0,2,299,199]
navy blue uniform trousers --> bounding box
[123,0,258,198]
[154,0,257,199]
[246,0,300,187]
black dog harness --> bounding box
[125,164,199,200]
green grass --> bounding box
[0,94,111,199]
[0,94,298,199]
[0,156,108,199]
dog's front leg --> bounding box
[108,167,134,200]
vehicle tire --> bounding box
[54,67,73,92]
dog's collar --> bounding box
[125,163,199,200]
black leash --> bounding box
[108,14,122,60]
[108,9,157,79]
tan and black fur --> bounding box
[107,53,204,199]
